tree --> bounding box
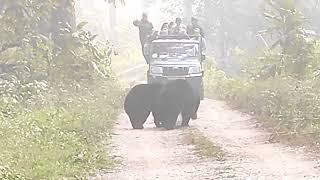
[296,0,320,33]
[51,0,76,46]
[261,0,314,77]
[105,0,125,44]
[198,0,265,57]
[183,0,193,20]
[0,0,115,84]
[142,0,155,12]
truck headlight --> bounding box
[189,66,201,74]
[150,66,163,74]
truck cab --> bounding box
[144,35,205,100]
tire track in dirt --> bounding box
[193,99,320,179]
[98,65,233,179]
[101,114,235,180]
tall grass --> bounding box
[0,77,124,179]
[205,59,320,146]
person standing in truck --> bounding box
[194,28,206,61]
[168,22,175,35]
[172,17,187,35]
[133,13,154,63]
[187,17,205,37]
[160,22,169,35]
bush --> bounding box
[205,58,320,143]
[0,64,125,179]
[0,78,124,179]
[0,1,125,178]
[0,38,124,178]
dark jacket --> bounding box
[133,19,154,46]
[187,24,205,37]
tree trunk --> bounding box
[183,0,193,21]
[142,0,154,13]
[109,1,118,44]
[51,0,76,46]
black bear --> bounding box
[153,79,200,130]
[124,83,163,129]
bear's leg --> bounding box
[152,111,162,128]
[140,110,151,126]
[129,116,144,129]
[181,114,191,127]
[131,122,144,129]
[191,95,201,120]
[191,113,197,120]
[162,110,180,130]
[129,110,150,129]
[181,106,193,127]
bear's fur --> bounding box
[124,83,163,129]
[153,79,200,130]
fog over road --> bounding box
[91,66,320,180]
[77,1,320,179]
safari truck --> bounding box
[144,35,206,100]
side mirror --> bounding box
[201,50,206,61]
[201,55,206,61]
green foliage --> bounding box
[260,0,316,77]
[0,0,124,179]
[203,0,320,147]
[205,52,320,142]
[0,79,124,179]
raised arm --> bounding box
[133,20,141,27]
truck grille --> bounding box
[163,67,189,76]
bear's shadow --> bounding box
[125,126,191,132]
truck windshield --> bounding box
[151,42,199,59]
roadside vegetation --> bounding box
[0,1,124,179]
[205,0,320,147]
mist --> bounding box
[1,0,320,179]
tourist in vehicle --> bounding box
[133,13,154,63]
[161,22,169,30]
[187,17,204,37]
[159,28,169,35]
[194,28,206,60]
[159,22,169,35]
[168,22,175,35]
[173,17,187,34]
[133,13,154,47]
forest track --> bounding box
[94,64,320,180]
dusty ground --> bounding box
[93,66,320,180]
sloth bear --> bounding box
[153,79,200,130]
[124,83,163,129]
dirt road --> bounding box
[95,66,320,180]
